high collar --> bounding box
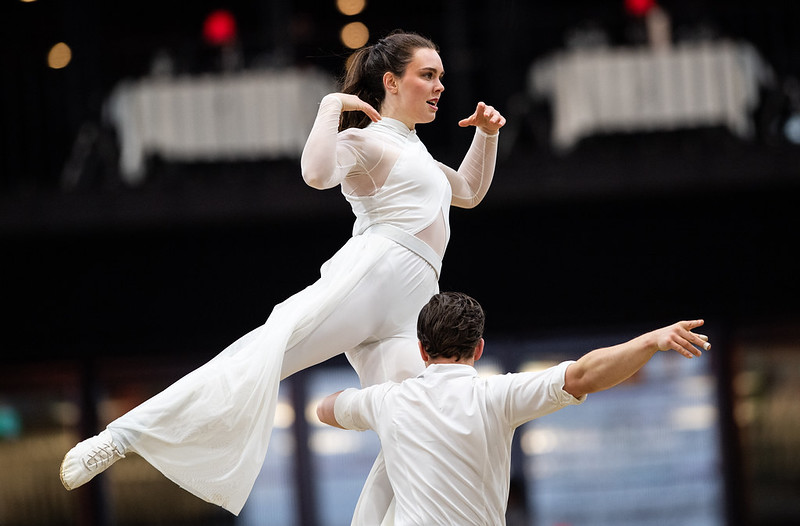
[369,117,417,139]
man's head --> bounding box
[417,292,485,363]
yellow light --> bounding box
[340,22,369,50]
[518,359,558,373]
[47,42,72,69]
[336,0,366,16]
[273,401,295,428]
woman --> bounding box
[60,30,505,520]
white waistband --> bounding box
[364,224,442,279]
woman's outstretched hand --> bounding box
[458,102,506,134]
[331,93,381,123]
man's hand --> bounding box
[564,319,711,398]
[653,319,710,358]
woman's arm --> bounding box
[442,102,505,208]
[563,320,711,399]
[300,93,380,190]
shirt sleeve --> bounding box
[502,360,586,428]
[333,385,390,432]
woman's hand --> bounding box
[328,93,381,123]
[458,102,506,134]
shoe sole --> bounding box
[59,454,73,491]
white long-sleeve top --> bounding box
[301,94,499,258]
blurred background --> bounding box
[1,0,799,525]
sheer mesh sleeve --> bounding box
[439,128,499,209]
[300,94,390,196]
[300,94,358,190]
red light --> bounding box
[624,0,656,17]
[203,9,237,46]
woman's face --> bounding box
[386,47,445,128]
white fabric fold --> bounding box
[108,233,394,515]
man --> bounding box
[317,292,711,525]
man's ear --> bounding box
[383,71,398,94]
[473,338,485,362]
[418,341,429,363]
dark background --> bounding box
[1,1,799,525]
[2,0,798,365]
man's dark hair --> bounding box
[417,292,485,361]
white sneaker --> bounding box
[60,429,125,490]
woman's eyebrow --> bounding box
[418,66,444,76]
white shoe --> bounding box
[60,429,125,490]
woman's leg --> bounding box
[280,243,435,383]
[347,331,430,526]
[281,244,436,526]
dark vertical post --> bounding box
[290,372,318,526]
[77,357,111,526]
[500,348,532,525]
[713,323,748,526]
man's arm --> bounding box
[316,390,346,429]
[563,320,710,399]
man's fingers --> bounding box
[696,333,711,351]
[679,320,711,351]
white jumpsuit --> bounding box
[105,94,499,518]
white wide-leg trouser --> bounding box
[107,231,438,518]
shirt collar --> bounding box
[418,363,478,378]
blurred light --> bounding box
[341,21,369,49]
[273,401,295,428]
[521,428,557,455]
[783,113,800,144]
[733,370,763,396]
[203,9,237,46]
[51,401,79,426]
[670,404,717,430]
[678,375,715,397]
[336,0,366,16]
[519,360,558,373]
[0,405,22,439]
[47,42,71,69]
[624,0,656,18]
[475,357,503,378]
[306,397,326,426]
[310,428,362,455]
[21,0,37,3]
[734,399,757,427]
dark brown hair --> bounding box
[339,30,438,131]
[417,292,485,361]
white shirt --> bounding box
[334,361,586,525]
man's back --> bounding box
[335,361,582,525]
